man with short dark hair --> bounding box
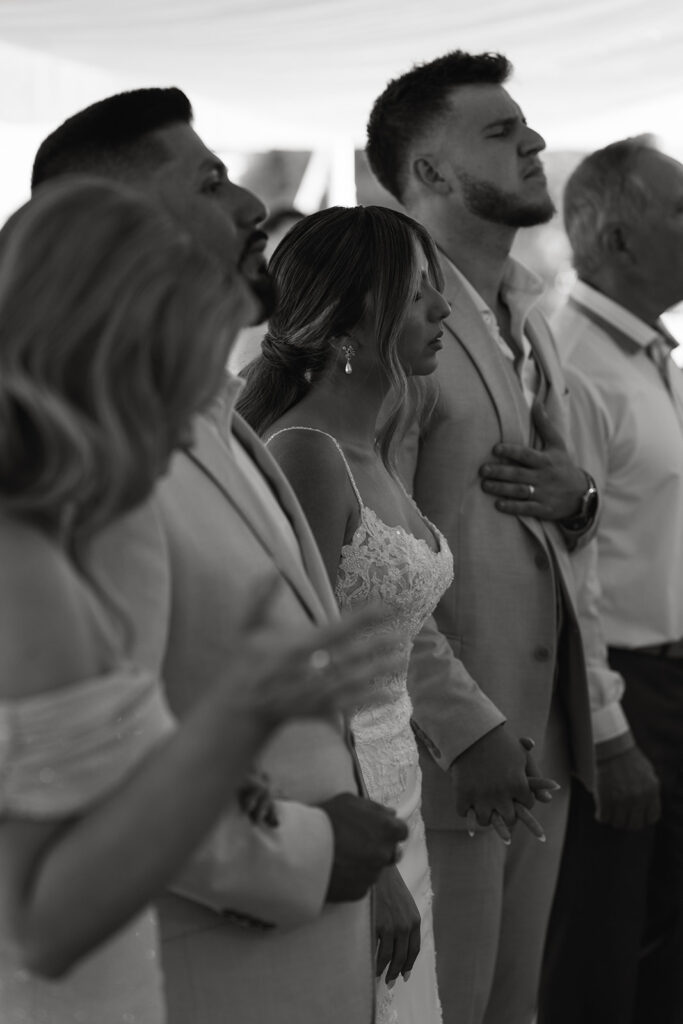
[366,52,657,1024]
[32,88,277,320]
[34,87,406,1024]
[539,138,683,1024]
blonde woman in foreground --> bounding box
[0,179,400,1024]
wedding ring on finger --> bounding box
[308,648,332,673]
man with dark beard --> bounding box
[366,52,644,1024]
[31,88,407,1024]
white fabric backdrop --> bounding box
[1,0,682,218]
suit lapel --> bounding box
[231,415,341,621]
[525,311,582,485]
[186,416,335,625]
[230,418,371,798]
[440,258,564,552]
[524,316,562,420]
[440,258,531,447]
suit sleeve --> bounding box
[168,800,334,929]
[397,392,506,769]
[408,617,507,769]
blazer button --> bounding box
[533,645,552,662]
[535,552,549,570]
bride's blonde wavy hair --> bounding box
[0,177,251,546]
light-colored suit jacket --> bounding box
[90,404,374,1024]
[402,257,595,829]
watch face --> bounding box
[564,476,598,529]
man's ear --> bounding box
[601,221,636,265]
[414,156,451,196]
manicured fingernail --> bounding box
[537,834,547,843]
[387,979,396,990]
[502,837,511,846]
[402,971,412,982]
[467,828,476,838]
[538,789,552,801]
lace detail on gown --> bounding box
[267,427,453,1024]
[0,668,175,1024]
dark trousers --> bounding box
[538,648,683,1024]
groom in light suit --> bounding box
[366,52,657,1024]
[32,89,406,1024]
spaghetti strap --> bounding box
[266,426,364,512]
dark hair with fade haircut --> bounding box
[366,50,512,203]
[31,87,193,190]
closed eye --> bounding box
[201,175,225,195]
[483,116,519,139]
[200,160,229,195]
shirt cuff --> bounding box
[591,700,630,745]
[595,729,636,763]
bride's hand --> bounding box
[226,581,400,725]
[375,863,422,985]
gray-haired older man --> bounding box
[540,138,683,1024]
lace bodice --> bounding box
[267,427,453,807]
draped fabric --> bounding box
[0,0,681,151]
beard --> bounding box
[245,265,278,323]
[457,170,555,227]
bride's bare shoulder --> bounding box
[0,515,101,700]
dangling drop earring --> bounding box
[342,343,355,375]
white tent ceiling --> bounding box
[0,0,682,220]
[1,0,682,150]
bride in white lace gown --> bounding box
[237,204,453,1024]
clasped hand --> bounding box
[479,400,587,521]
[449,725,560,843]
[321,792,408,903]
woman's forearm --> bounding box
[17,685,269,977]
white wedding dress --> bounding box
[0,668,174,1024]
[270,427,453,1024]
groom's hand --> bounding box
[320,793,408,903]
[449,724,537,841]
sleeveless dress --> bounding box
[0,668,175,1024]
[268,427,454,1024]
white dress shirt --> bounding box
[555,279,683,649]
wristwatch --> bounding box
[562,472,598,531]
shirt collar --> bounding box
[445,253,544,329]
[205,371,245,438]
[570,279,663,351]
